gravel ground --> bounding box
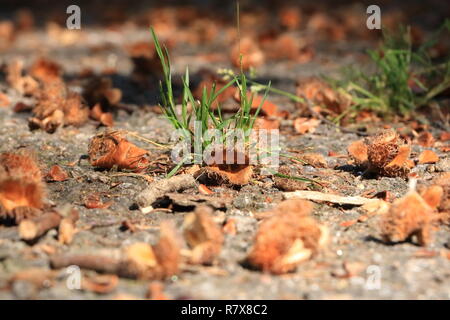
[0,3,449,300]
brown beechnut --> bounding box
[380,190,439,246]
[183,206,224,265]
[247,199,328,274]
[348,129,411,177]
[88,131,151,173]
[194,148,253,186]
[0,151,45,223]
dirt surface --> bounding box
[0,1,450,300]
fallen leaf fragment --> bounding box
[84,193,113,209]
[439,132,450,142]
[45,165,69,182]
[340,220,357,227]
[294,117,321,134]
[418,150,439,164]
[300,153,328,168]
[82,274,118,294]
[273,166,308,191]
[417,131,434,147]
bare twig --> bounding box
[50,254,120,274]
[283,190,378,206]
[136,174,197,213]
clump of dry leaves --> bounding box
[247,199,328,274]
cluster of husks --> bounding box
[88,131,151,172]
[348,129,412,177]
[183,206,224,265]
[247,200,328,274]
[0,151,45,223]
[6,58,122,132]
[29,80,89,133]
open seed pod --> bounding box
[366,129,411,177]
[380,191,435,246]
[194,148,253,186]
[348,129,411,177]
[183,205,224,265]
[247,199,328,274]
[0,151,45,223]
[88,131,151,172]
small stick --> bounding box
[19,211,62,241]
[136,174,197,212]
[283,190,378,206]
[50,254,120,274]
